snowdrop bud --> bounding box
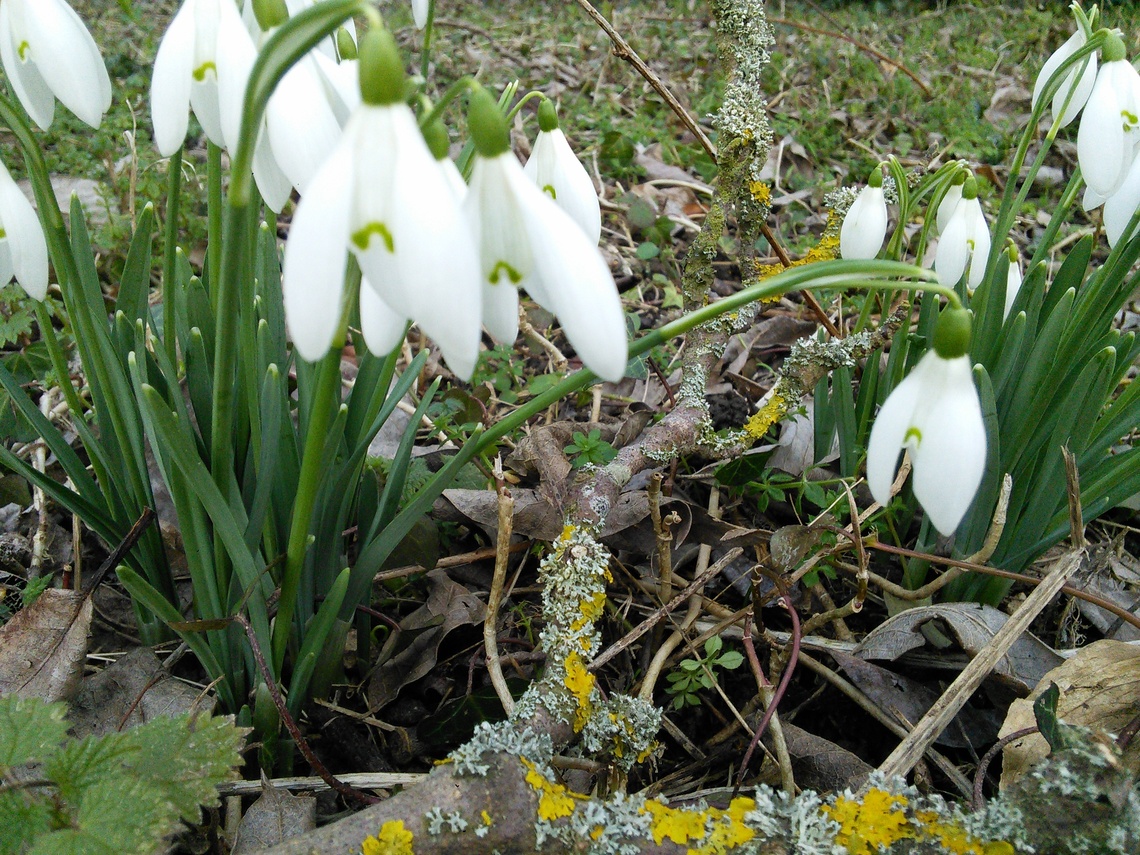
[839,165,889,260]
[932,305,971,359]
[1003,244,1022,320]
[253,0,288,30]
[1031,28,1096,129]
[523,98,602,244]
[468,87,510,158]
[358,29,405,106]
[935,171,966,234]
[411,0,430,30]
[422,118,450,161]
[335,27,358,60]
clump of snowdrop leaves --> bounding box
[465,86,628,383]
[867,306,986,536]
[0,0,111,130]
[281,28,482,378]
[523,98,603,245]
[839,165,888,260]
[935,176,990,290]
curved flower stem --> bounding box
[417,75,477,130]
[272,274,358,673]
[419,0,436,79]
[206,141,223,300]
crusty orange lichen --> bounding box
[755,214,841,280]
[743,390,786,440]
[643,799,708,845]
[521,757,582,821]
[749,180,771,206]
[826,789,1006,855]
[563,650,596,732]
[642,796,757,853]
[361,820,415,855]
[691,797,757,854]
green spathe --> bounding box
[468,86,510,157]
[252,0,288,30]
[359,28,405,106]
[538,98,559,133]
[932,306,972,359]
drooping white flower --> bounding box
[217,2,344,211]
[935,180,990,290]
[523,99,602,245]
[935,176,964,233]
[1077,34,1140,199]
[0,0,111,130]
[1003,244,1022,320]
[282,30,481,378]
[411,0,430,29]
[465,87,628,383]
[1104,152,1140,248]
[151,0,250,156]
[866,308,986,536]
[1032,28,1097,129]
[0,159,47,300]
[839,167,888,260]
[422,117,467,200]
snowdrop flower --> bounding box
[152,0,250,156]
[465,86,628,383]
[523,99,602,245]
[217,0,344,211]
[1031,26,1096,129]
[1002,243,1022,320]
[282,29,481,378]
[839,165,888,260]
[411,0,430,29]
[1103,153,1140,247]
[935,177,990,290]
[935,171,965,233]
[0,0,111,130]
[1077,32,1140,199]
[867,307,986,536]
[0,159,47,301]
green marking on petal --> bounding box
[542,184,557,200]
[0,229,7,239]
[904,427,922,446]
[17,41,29,62]
[193,61,217,82]
[351,222,395,253]
[1122,109,1138,130]
[488,260,522,284]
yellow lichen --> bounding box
[570,592,607,633]
[914,810,1004,855]
[563,650,596,732]
[691,797,757,855]
[521,757,581,821]
[480,810,492,827]
[643,800,708,845]
[360,820,415,855]
[559,524,576,542]
[749,180,771,206]
[825,789,912,854]
[755,216,840,280]
[744,390,786,440]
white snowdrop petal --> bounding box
[150,0,196,155]
[266,58,343,193]
[0,163,47,301]
[839,185,888,260]
[865,360,926,508]
[524,129,602,245]
[19,0,111,128]
[359,280,408,358]
[0,3,55,130]
[1104,155,1140,248]
[1079,65,1129,197]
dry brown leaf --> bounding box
[231,773,316,852]
[0,588,90,701]
[998,640,1140,789]
[855,602,1063,697]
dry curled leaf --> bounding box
[0,588,90,701]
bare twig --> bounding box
[878,548,1085,780]
[972,726,1037,811]
[485,478,516,715]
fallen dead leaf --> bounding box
[231,773,316,853]
[998,640,1140,789]
[0,588,90,701]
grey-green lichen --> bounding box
[449,721,554,777]
[578,693,662,771]
[424,807,468,835]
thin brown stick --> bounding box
[972,726,1037,811]
[589,548,742,672]
[878,548,1085,780]
[571,0,716,162]
[767,16,932,96]
[797,651,974,798]
[866,541,1140,632]
[485,481,516,715]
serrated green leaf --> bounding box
[0,789,54,855]
[124,713,246,823]
[29,773,172,855]
[44,732,139,804]
[0,696,69,767]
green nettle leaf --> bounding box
[124,713,247,823]
[45,733,139,804]
[0,791,53,855]
[28,775,172,855]
[0,696,69,767]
